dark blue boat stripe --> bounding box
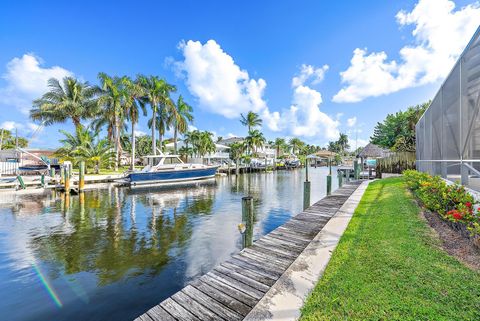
[128,167,218,182]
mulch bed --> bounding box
[422,209,480,271]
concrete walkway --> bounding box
[244,180,370,321]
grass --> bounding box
[300,177,480,321]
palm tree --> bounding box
[97,73,124,171]
[171,96,194,154]
[122,77,146,170]
[240,111,262,133]
[289,138,304,155]
[245,129,266,155]
[273,138,286,157]
[31,77,99,130]
[137,75,176,155]
[229,141,245,174]
[337,133,349,154]
[196,131,216,157]
[55,127,114,174]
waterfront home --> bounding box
[164,140,230,165]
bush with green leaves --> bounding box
[403,170,479,236]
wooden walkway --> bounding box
[135,181,362,321]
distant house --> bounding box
[218,137,276,159]
[164,140,230,165]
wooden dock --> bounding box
[135,181,362,321]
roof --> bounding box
[164,141,230,150]
[314,150,337,158]
[217,137,244,145]
[357,143,390,158]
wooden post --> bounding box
[79,161,85,191]
[242,196,254,248]
[64,167,70,192]
[338,171,343,187]
[354,160,359,180]
[305,158,309,182]
[326,174,332,195]
[236,158,239,175]
[303,181,311,210]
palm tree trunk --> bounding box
[72,117,82,130]
[114,115,119,171]
[174,126,178,154]
[131,121,136,171]
[151,106,157,155]
[158,128,163,154]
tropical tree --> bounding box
[55,127,114,174]
[240,111,262,132]
[245,129,266,155]
[97,73,124,171]
[31,77,99,130]
[337,133,350,154]
[195,131,216,157]
[273,138,286,157]
[137,75,176,155]
[171,95,193,154]
[289,137,304,155]
[229,141,246,173]
[122,77,146,169]
[0,128,28,150]
[371,102,428,151]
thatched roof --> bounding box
[357,143,390,158]
[314,150,337,158]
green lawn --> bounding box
[300,177,480,321]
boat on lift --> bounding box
[125,154,219,186]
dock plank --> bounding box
[171,291,222,321]
[145,305,175,321]
[160,298,200,321]
[182,285,243,321]
[134,181,362,321]
[191,280,251,316]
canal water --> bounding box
[0,167,338,321]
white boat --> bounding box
[125,154,219,186]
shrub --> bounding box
[403,170,479,236]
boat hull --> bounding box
[127,167,218,185]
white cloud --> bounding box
[134,130,147,137]
[175,40,269,119]
[291,64,329,87]
[333,0,480,103]
[0,121,44,140]
[347,116,357,127]
[0,54,73,114]
[276,85,339,139]
[175,40,339,140]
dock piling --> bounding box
[79,161,85,191]
[338,171,343,187]
[303,159,311,210]
[326,158,332,195]
[64,167,70,192]
[303,181,311,210]
[242,196,254,248]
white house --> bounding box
[164,140,230,165]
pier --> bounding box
[134,181,362,321]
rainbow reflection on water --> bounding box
[32,262,63,308]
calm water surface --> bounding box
[0,168,338,321]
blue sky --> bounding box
[0,0,479,149]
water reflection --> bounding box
[0,168,337,321]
